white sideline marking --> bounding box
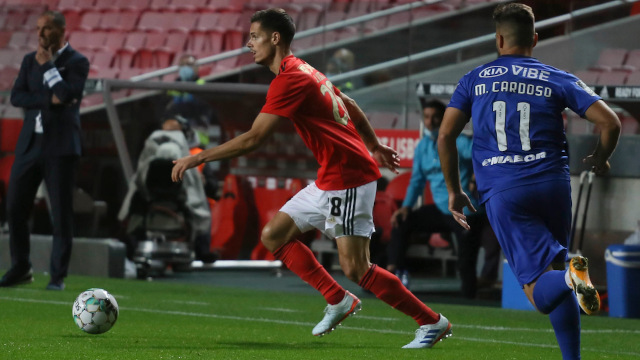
[166,300,209,306]
[1,296,639,357]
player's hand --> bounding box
[582,154,610,175]
[171,154,201,182]
[36,45,53,65]
[51,94,61,104]
[448,192,476,230]
[372,144,400,174]
[391,207,410,228]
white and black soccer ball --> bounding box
[72,288,119,334]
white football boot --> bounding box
[312,291,362,336]
[402,314,452,349]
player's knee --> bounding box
[340,260,368,283]
[260,225,283,252]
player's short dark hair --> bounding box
[250,8,296,46]
[41,10,66,29]
[492,3,535,48]
[422,99,446,117]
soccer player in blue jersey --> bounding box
[438,3,620,359]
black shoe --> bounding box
[0,267,34,287]
[196,251,219,264]
[46,281,65,291]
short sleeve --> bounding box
[562,73,601,118]
[261,74,308,119]
[447,76,472,117]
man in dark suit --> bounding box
[0,11,89,290]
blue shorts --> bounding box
[485,179,571,287]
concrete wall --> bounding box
[0,234,126,278]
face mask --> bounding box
[179,66,195,81]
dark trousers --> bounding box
[387,204,489,298]
[7,134,78,283]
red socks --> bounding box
[273,240,346,305]
[359,264,439,326]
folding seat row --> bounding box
[575,68,640,86]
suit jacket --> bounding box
[10,45,89,157]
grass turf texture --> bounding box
[0,274,639,360]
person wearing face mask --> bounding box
[386,99,499,299]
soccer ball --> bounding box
[72,288,119,334]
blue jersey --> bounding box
[448,55,600,203]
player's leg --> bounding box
[332,181,449,348]
[486,181,583,359]
[263,211,347,308]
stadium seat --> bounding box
[115,32,147,69]
[3,11,28,31]
[114,0,151,12]
[195,12,222,32]
[597,70,628,85]
[385,171,411,208]
[20,12,40,31]
[7,31,30,50]
[170,13,199,33]
[625,71,640,86]
[77,11,103,31]
[622,49,640,71]
[102,31,127,52]
[155,32,188,68]
[0,31,11,48]
[93,0,120,12]
[148,0,173,12]
[137,12,168,32]
[590,48,628,71]
[209,174,253,260]
[173,0,208,12]
[574,70,600,85]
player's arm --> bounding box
[582,100,621,175]
[338,91,399,173]
[172,113,283,181]
[438,107,476,229]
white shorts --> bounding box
[280,180,377,239]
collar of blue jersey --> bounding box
[499,54,535,59]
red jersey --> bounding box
[261,55,381,190]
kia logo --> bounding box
[479,66,508,78]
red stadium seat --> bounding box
[597,71,628,85]
[574,70,600,85]
[0,31,12,48]
[7,31,30,50]
[77,11,103,31]
[196,12,222,32]
[115,32,147,69]
[137,12,168,32]
[3,11,28,31]
[590,48,628,71]
[210,174,253,260]
[114,0,151,12]
[622,49,640,71]
[385,171,411,208]
[625,71,640,86]
[620,115,639,135]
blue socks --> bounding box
[550,294,581,360]
[532,270,571,314]
[533,270,581,360]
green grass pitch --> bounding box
[0,274,638,360]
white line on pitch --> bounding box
[1,296,639,357]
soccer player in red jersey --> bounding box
[172,8,451,348]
